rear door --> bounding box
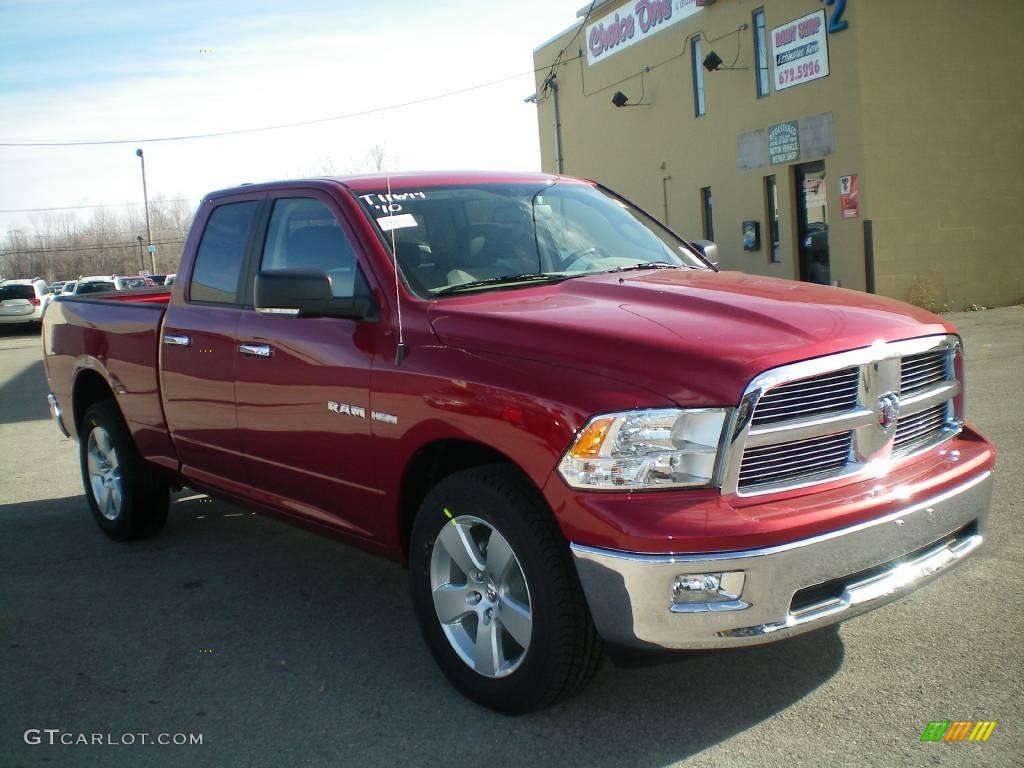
[233,191,384,538]
[0,284,38,320]
[161,195,264,490]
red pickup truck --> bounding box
[42,172,995,713]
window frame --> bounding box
[765,175,781,263]
[700,186,714,242]
[753,7,770,98]
[691,35,706,117]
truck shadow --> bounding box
[0,324,41,338]
[0,359,49,425]
[2,493,845,768]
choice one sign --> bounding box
[586,0,704,66]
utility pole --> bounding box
[135,148,156,274]
[137,236,144,273]
[549,77,564,174]
[660,162,671,225]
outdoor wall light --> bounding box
[611,90,650,108]
[703,51,723,71]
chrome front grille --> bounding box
[738,432,852,489]
[728,336,962,496]
[751,367,859,426]
[900,350,948,394]
[894,402,952,454]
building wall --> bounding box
[855,0,1024,309]
[533,0,1023,309]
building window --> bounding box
[692,36,706,117]
[765,175,780,262]
[701,187,714,241]
[754,8,770,98]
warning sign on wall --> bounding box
[840,174,859,219]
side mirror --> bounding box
[691,240,720,269]
[254,270,378,321]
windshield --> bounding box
[76,281,115,294]
[354,182,710,297]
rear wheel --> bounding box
[79,400,169,541]
[409,465,601,714]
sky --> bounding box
[0,0,587,236]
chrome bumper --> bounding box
[571,471,993,650]
[47,393,70,438]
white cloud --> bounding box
[0,1,584,234]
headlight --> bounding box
[558,408,729,490]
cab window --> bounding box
[190,201,260,304]
[261,198,370,299]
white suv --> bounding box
[114,275,149,290]
[72,276,117,296]
[0,278,52,328]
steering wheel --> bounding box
[562,246,609,272]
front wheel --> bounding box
[79,400,169,541]
[408,466,601,714]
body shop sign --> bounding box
[587,0,703,66]
[772,10,829,91]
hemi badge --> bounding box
[372,411,398,425]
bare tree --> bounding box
[346,142,397,174]
[316,154,340,175]
[0,197,195,282]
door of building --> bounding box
[795,161,830,285]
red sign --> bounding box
[840,174,859,219]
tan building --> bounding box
[532,0,1024,310]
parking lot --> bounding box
[1,307,1021,768]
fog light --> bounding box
[671,571,745,608]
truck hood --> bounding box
[427,270,955,406]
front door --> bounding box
[795,161,830,285]
[161,197,262,490]
[233,192,383,539]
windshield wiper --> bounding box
[433,273,567,296]
[606,262,693,274]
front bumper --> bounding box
[47,392,70,438]
[571,470,992,650]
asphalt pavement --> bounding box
[1,307,1021,768]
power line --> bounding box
[0,198,193,213]
[2,237,185,256]
[0,66,550,148]
[7,227,188,241]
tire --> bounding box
[79,399,169,541]
[409,465,602,714]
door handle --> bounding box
[239,343,272,358]
[163,334,191,346]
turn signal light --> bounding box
[568,416,616,459]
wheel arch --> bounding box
[72,367,117,435]
[396,438,553,562]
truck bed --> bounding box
[43,292,175,464]
[71,287,173,305]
